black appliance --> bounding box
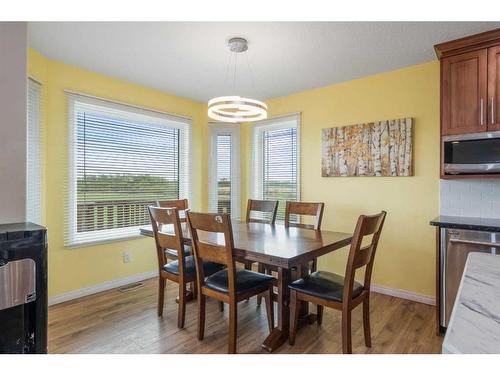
[0,222,47,354]
[443,131,500,175]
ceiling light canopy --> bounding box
[208,38,267,123]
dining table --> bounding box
[140,220,352,352]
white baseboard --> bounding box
[48,270,157,306]
[371,284,435,306]
[48,271,435,307]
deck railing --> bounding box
[76,196,232,232]
[77,199,157,232]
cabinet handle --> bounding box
[480,98,484,125]
[492,97,496,125]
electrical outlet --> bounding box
[123,251,132,264]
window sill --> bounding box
[65,233,149,249]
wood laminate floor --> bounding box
[48,278,443,354]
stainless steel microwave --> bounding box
[443,131,500,175]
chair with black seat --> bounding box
[186,211,275,354]
[285,201,324,273]
[157,199,190,259]
[157,199,196,295]
[157,198,189,218]
[148,206,225,328]
[245,199,279,305]
[246,199,279,225]
[288,211,387,354]
[244,199,278,268]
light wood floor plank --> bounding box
[48,278,443,354]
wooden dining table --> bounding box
[140,220,352,352]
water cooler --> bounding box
[0,223,48,353]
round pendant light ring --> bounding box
[208,96,268,123]
[208,37,267,123]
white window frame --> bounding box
[26,78,43,224]
[208,123,241,219]
[250,113,301,211]
[66,92,192,247]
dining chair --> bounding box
[156,199,190,259]
[148,206,225,328]
[157,198,189,221]
[244,199,278,270]
[186,211,275,354]
[285,201,324,230]
[156,199,197,295]
[244,199,279,305]
[288,211,387,354]
[245,199,279,225]
[285,201,325,272]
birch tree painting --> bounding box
[321,118,413,177]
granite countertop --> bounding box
[430,215,500,233]
[442,253,500,354]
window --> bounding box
[66,93,191,246]
[208,124,240,218]
[26,78,42,224]
[250,114,300,221]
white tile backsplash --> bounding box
[440,180,500,218]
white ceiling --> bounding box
[29,22,500,102]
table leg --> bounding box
[261,264,318,352]
[262,267,290,352]
[298,262,317,324]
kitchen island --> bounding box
[443,253,500,354]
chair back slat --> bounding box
[187,212,237,295]
[157,199,189,222]
[246,199,279,225]
[188,212,231,234]
[354,244,373,269]
[360,214,384,235]
[343,211,387,301]
[148,206,186,274]
[195,241,229,265]
[285,201,324,230]
[156,232,181,252]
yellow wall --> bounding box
[28,49,208,297]
[30,45,439,298]
[241,61,440,297]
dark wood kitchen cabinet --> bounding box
[488,45,500,131]
[441,49,487,135]
[436,28,500,136]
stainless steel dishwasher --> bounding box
[440,228,500,327]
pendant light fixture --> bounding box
[208,37,267,123]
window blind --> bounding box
[250,114,300,221]
[208,124,240,218]
[216,135,232,215]
[26,78,42,224]
[66,93,192,246]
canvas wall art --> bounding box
[321,117,413,177]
